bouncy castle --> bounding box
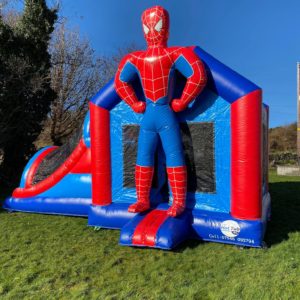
[4,6,270,250]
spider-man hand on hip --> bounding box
[115,6,207,217]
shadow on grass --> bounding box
[175,239,203,253]
[0,187,13,214]
[0,201,7,214]
[265,181,300,246]
[0,199,8,214]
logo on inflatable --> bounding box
[220,220,241,238]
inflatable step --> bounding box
[120,208,193,249]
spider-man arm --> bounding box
[171,47,207,112]
[115,54,145,113]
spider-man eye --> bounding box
[143,24,150,34]
[154,19,163,32]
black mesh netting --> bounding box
[122,125,139,188]
[181,122,215,193]
[122,122,216,193]
[32,123,83,185]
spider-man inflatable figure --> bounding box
[115,6,207,217]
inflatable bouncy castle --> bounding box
[3,6,270,250]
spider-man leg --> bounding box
[129,100,187,216]
[159,118,187,217]
[128,126,157,213]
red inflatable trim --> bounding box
[70,148,91,174]
[13,139,87,198]
[231,89,262,220]
[90,103,112,206]
[132,209,169,246]
[25,146,58,188]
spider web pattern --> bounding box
[115,46,206,104]
[167,166,187,206]
[135,165,154,202]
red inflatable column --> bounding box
[90,102,112,206]
[231,90,262,220]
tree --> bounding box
[269,122,297,153]
[0,0,20,27]
[37,20,137,146]
[0,0,57,184]
[45,20,103,145]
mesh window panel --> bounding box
[123,125,139,188]
[122,122,216,193]
[32,124,83,185]
[181,122,216,193]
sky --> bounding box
[14,0,300,127]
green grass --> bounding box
[1,172,300,299]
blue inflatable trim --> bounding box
[19,146,53,188]
[88,203,137,229]
[193,47,260,103]
[82,112,91,148]
[3,197,91,217]
[90,78,121,110]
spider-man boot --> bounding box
[128,165,154,213]
[167,166,187,217]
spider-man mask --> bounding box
[141,6,169,47]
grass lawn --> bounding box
[0,172,300,299]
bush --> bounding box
[269,152,298,166]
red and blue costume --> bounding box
[115,6,207,217]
